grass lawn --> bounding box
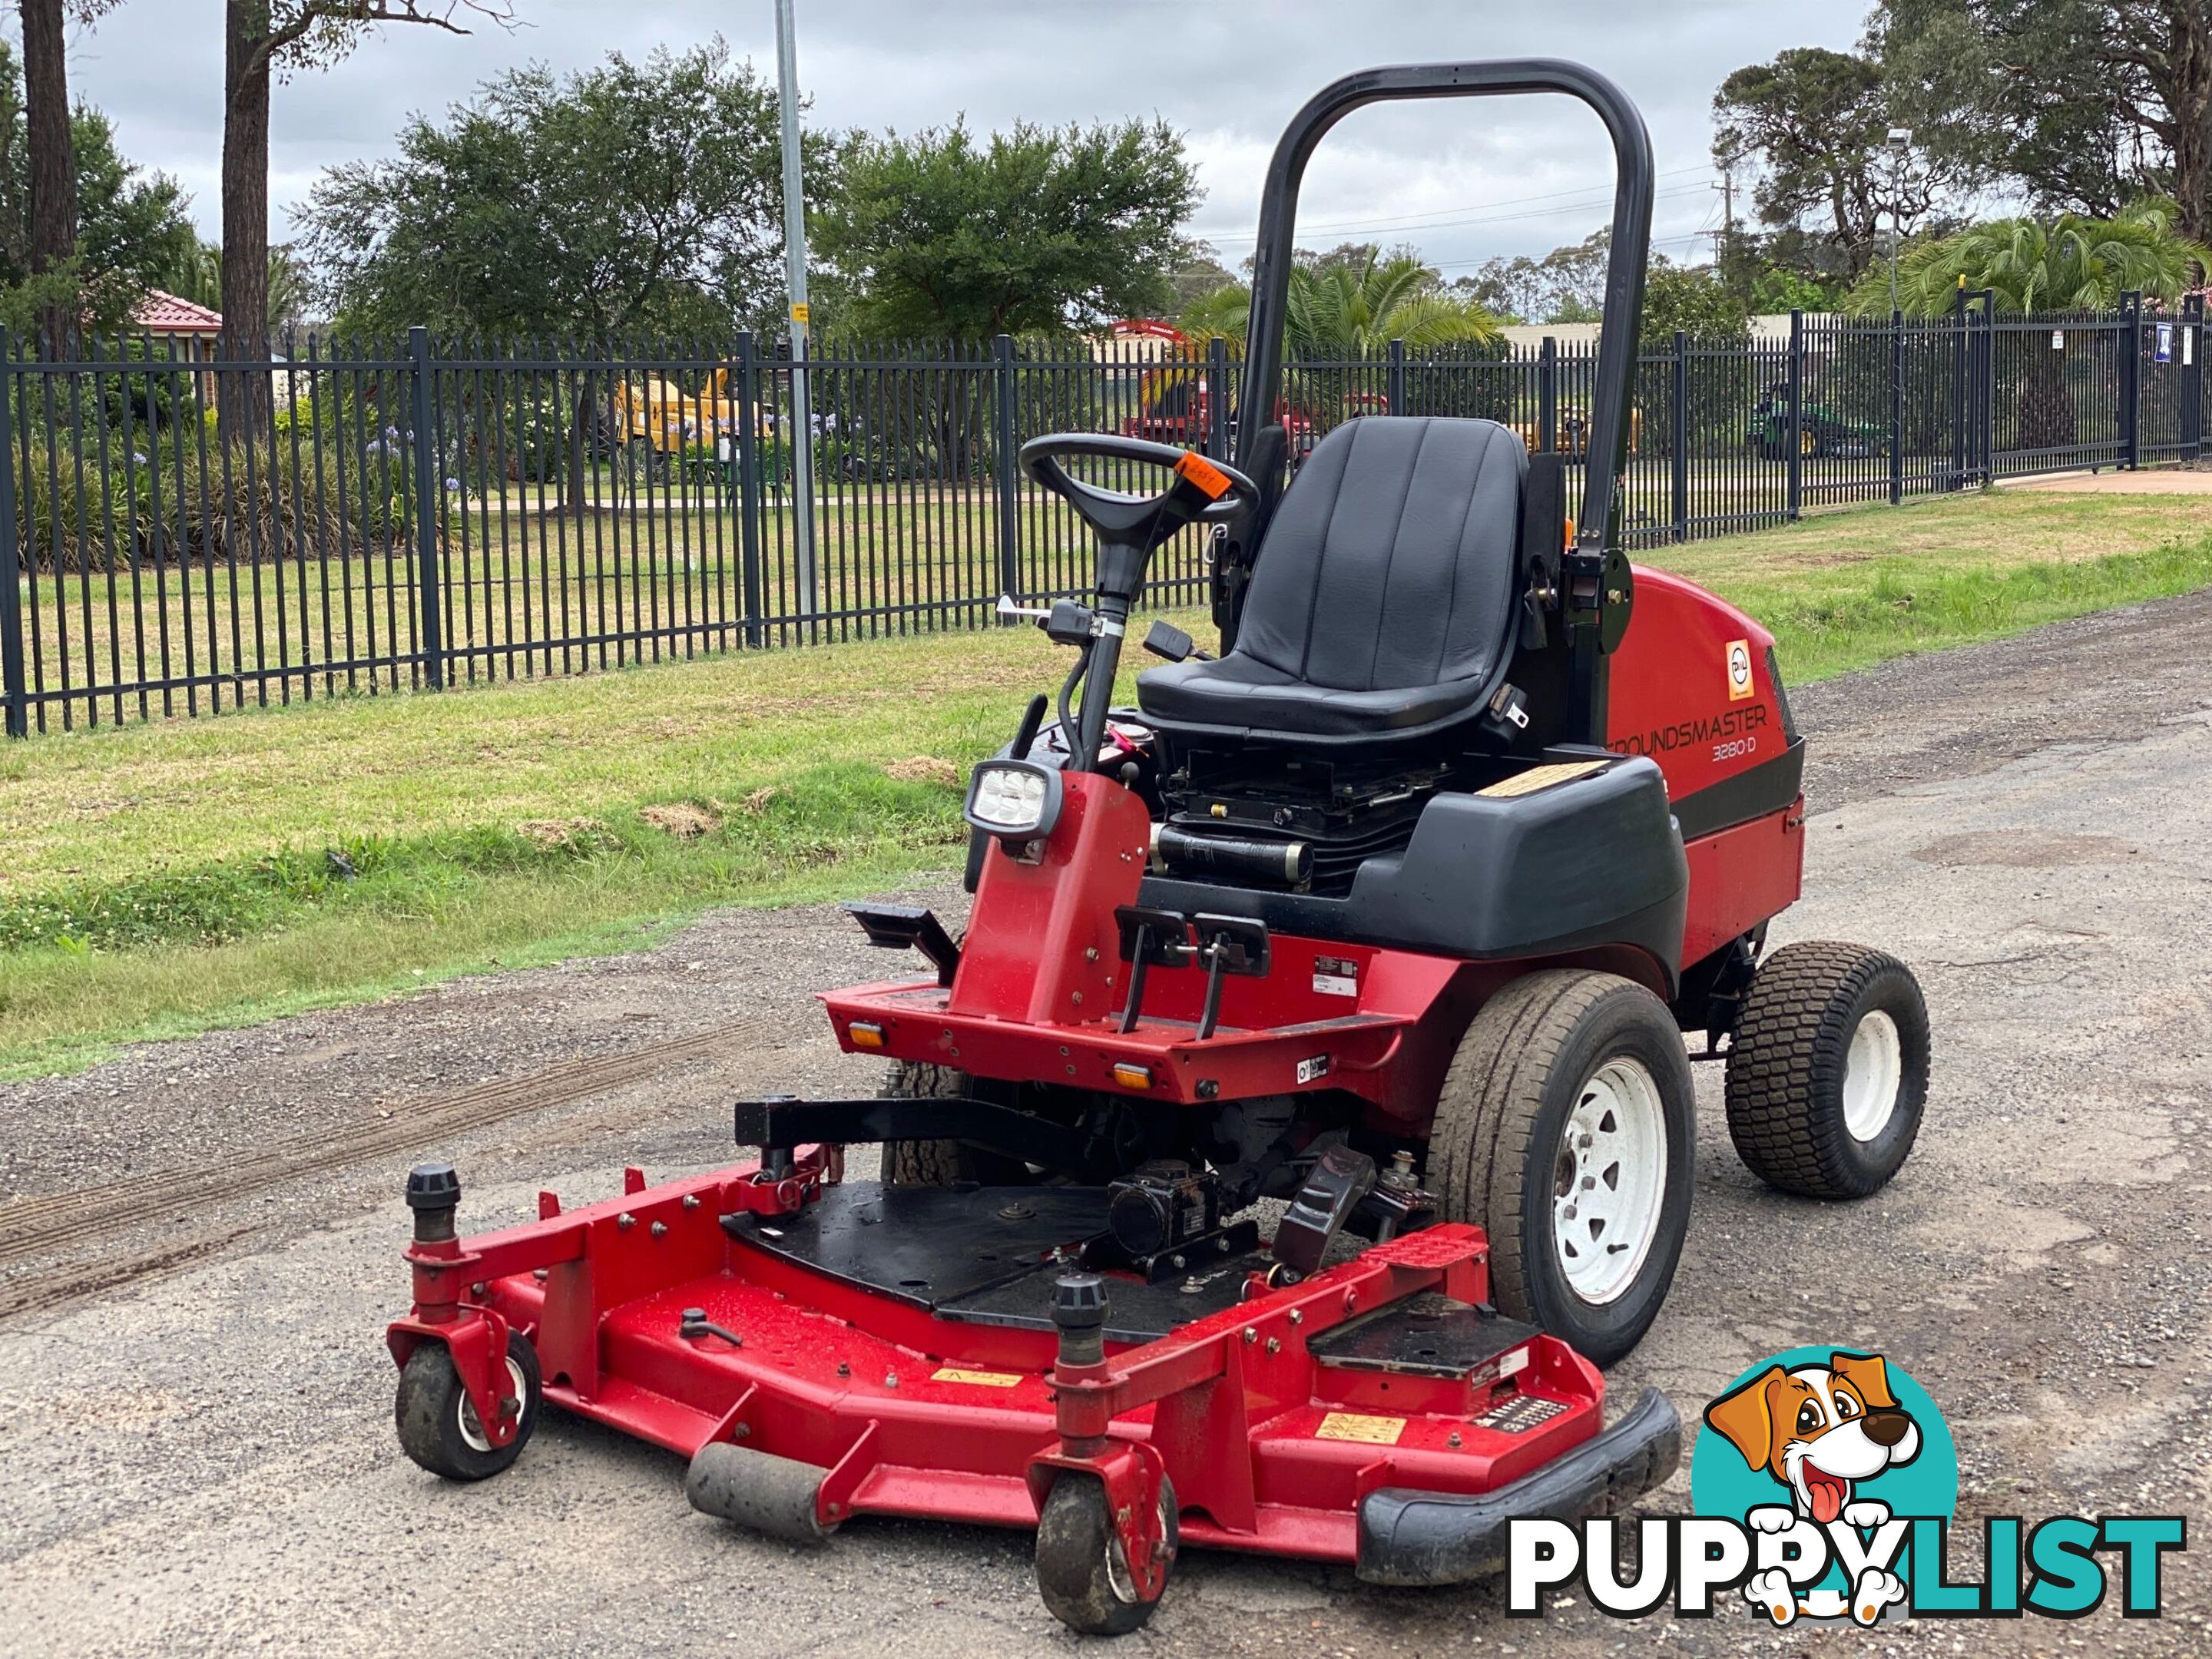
[5,484,2211,1076]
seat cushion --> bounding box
[1139,416,1525,743]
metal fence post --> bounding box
[1386,337,1406,416]
[2119,290,2142,470]
[0,338,23,738]
[1778,310,1803,520]
[1889,310,1906,505]
[407,326,446,689]
[993,333,1021,604]
[1670,329,1688,541]
[1537,336,1558,452]
[734,330,764,645]
[2185,292,2205,462]
[1205,336,1230,459]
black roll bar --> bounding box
[1237,60,1654,564]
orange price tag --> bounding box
[1173,450,1233,500]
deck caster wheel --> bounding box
[395,1329,540,1482]
[1035,1473,1177,1637]
[1724,942,1929,1199]
[1429,971,1694,1369]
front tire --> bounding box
[395,1329,540,1482]
[1428,971,1694,1368]
[1724,942,1929,1199]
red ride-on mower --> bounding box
[386,61,1930,1635]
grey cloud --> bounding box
[61,0,1864,270]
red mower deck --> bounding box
[390,1152,1679,1590]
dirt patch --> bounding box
[1910,829,2143,867]
[515,816,604,849]
[637,802,721,840]
[884,756,959,786]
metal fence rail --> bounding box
[4,292,2204,735]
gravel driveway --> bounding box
[2,591,2209,1657]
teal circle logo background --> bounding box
[1690,1347,1959,1526]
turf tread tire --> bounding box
[1724,941,1929,1200]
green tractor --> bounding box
[1746,379,1885,459]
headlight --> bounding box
[963,759,1063,840]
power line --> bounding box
[1195,164,1717,245]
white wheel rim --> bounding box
[457,1355,527,1454]
[1552,1058,1667,1306]
[1842,1009,1903,1142]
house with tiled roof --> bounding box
[132,290,224,339]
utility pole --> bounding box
[774,0,817,618]
[1711,161,1737,280]
[1886,127,1913,315]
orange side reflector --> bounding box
[1174,450,1233,500]
[1562,515,1576,548]
[849,1022,886,1050]
[1111,1062,1153,1090]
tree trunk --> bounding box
[2168,1,2212,246]
[219,0,273,442]
[563,377,596,515]
[22,0,78,359]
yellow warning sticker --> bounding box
[1315,1411,1406,1445]
[1477,760,1611,800]
[930,1366,1025,1389]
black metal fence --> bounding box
[4,291,2204,735]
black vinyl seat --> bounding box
[1138,416,1527,744]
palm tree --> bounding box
[1848,201,2212,453]
[1182,248,1500,353]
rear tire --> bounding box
[881,1061,969,1185]
[879,1061,1035,1186]
[1035,1472,1177,1636]
[1428,971,1694,1368]
[1724,942,1929,1199]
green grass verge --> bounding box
[5,484,2210,1076]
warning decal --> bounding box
[1316,1412,1406,1445]
[930,1366,1025,1388]
[1725,637,1756,702]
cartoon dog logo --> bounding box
[1703,1351,1922,1625]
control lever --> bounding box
[995,594,1051,624]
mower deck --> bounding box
[389,1155,1679,1581]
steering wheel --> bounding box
[1018,432,1262,555]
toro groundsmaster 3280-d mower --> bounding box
[386,59,1932,1635]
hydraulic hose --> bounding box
[1056,640,1091,762]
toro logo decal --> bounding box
[1724,637,1756,702]
[1505,1346,2185,1624]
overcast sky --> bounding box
[55,0,1867,276]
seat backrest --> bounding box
[1233,416,1526,692]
